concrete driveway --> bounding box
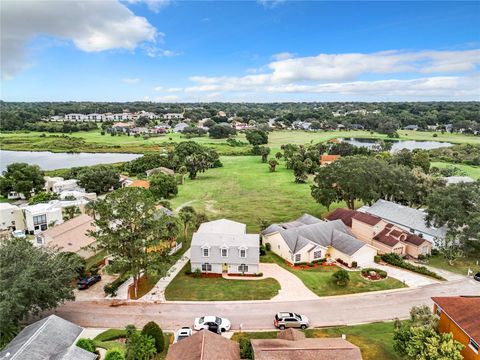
[365,263,439,287]
[74,272,117,301]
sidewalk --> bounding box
[140,249,191,302]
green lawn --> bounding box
[261,252,406,296]
[232,321,401,360]
[164,263,281,301]
[431,161,480,179]
[426,253,480,275]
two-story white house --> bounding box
[191,219,260,275]
[23,202,64,233]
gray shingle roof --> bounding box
[363,200,447,239]
[261,214,322,235]
[0,315,95,360]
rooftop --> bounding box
[127,179,150,189]
[324,208,357,227]
[197,219,246,235]
[352,212,382,226]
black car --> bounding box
[474,272,480,282]
[77,274,102,290]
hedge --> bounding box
[94,329,127,342]
[380,253,445,280]
[361,268,387,278]
[104,273,131,296]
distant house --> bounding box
[0,315,96,360]
[444,176,475,185]
[166,330,240,360]
[111,122,134,132]
[320,154,341,165]
[127,179,150,189]
[404,125,419,131]
[217,111,227,117]
[432,296,480,360]
[351,124,365,130]
[251,329,363,360]
[261,214,377,267]
[191,219,260,274]
[23,202,64,233]
[36,214,97,258]
[146,167,175,177]
[164,113,184,120]
[51,179,83,194]
[173,122,189,133]
[0,203,25,231]
[358,199,447,243]
[326,208,432,258]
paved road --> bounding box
[53,278,479,331]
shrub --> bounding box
[336,258,349,267]
[265,243,271,251]
[361,268,387,278]
[432,133,438,137]
[76,338,96,353]
[332,269,350,286]
[431,249,439,256]
[374,255,382,263]
[239,338,254,359]
[94,329,127,342]
[193,268,202,278]
[141,321,165,353]
[351,261,358,268]
[104,348,125,360]
[256,272,263,277]
[381,254,444,280]
[184,269,192,276]
[296,262,308,266]
[259,245,266,256]
[104,273,130,296]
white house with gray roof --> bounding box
[0,315,95,360]
[262,214,377,267]
[191,219,260,275]
[359,199,447,244]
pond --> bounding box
[340,138,453,153]
[0,150,142,173]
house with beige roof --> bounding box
[261,214,377,267]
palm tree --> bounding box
[178,206,197,242]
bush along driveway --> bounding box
[261,251,407,297]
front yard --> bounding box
[164,262,281,301]
[424,253,480,275]
[261,251,406,296]
[232,321,401,360]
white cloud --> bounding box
[1,0,157,79]
[142,45,181,58]
[167,87,182,92]
[155,95,180,102]
[122,78,141,84]
[153,86,164,91]
[125,0,173,13]
[272,52,295,60]
[257,0,286,8]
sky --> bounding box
[1,0,479,102]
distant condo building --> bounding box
[60,110,159,122]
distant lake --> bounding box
[340,138,453,153]
[0,150,142,173]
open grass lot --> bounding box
[426,253,480,275]
[164,263,281,301]
[232,321,401,360]
[1,129,478,154]
[169,155,350,232]
[431,161,480,179]
[261,251,406,296]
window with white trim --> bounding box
[238,264,248,273]
[201,263,212,272]
[221,248,228,257]
[469,338,479,353]
[313,250,322,259]
[202,248,210,257]
[239,248,247,258]
[295,254,301,262]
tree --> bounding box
[0,163,45,199]
[149,173,178,199]
[412,150,430,173]
[125,325,157,360]
[195,213,209,230]
[208,124,236,138]
[105,348,125,360]
[76,338,96,353]
[142,321,165,353]
[426,181,480,252]
[258,146,270,163]
[179,206,196,241]
[332,269,350,286]
[292,160,308,183]
[78,165,121,194]
[0,238,81,346]
[245,129,268,146]
[434,235,464,266]
[28,191,59,205]
[268,159,279,172]
[275,152,283,160]
[88,187,173,298]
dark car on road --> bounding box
[77,274,102,290]
[474,272,480,282]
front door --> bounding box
[223,263,228,273]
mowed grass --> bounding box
[431,161,480,179]
[169,155,350,232]
[164,263,281,301]
[261,252,406,296]
[426,253,480,275]
[232,321,401,360]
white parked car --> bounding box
[11,230,26,239]
[193,316,231,332]
[174,327,193,343]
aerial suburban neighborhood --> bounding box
[1,1,479,360]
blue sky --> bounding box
[1,0,479,102]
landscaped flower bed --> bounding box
[361,268,388,281]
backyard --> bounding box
[232,321,401,360]
[164,262,281,301]
[261,251,407,296]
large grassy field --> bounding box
[261,252,406,296]
[164,263,281,301]
[431,161,480,179]
[232,321,401,360]
[1,129,478,154]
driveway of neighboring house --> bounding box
[74,272,116,301]
[366,263,439,288]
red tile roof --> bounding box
[324,208,358,227]
[432,296,480,343]
[127,180,150,189]
[320,154,341,165]
[374,235,401,247]
[403,233,429,246]
[352,212,382,226]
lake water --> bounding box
[0,150,142,172]
[340,138,453,152]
